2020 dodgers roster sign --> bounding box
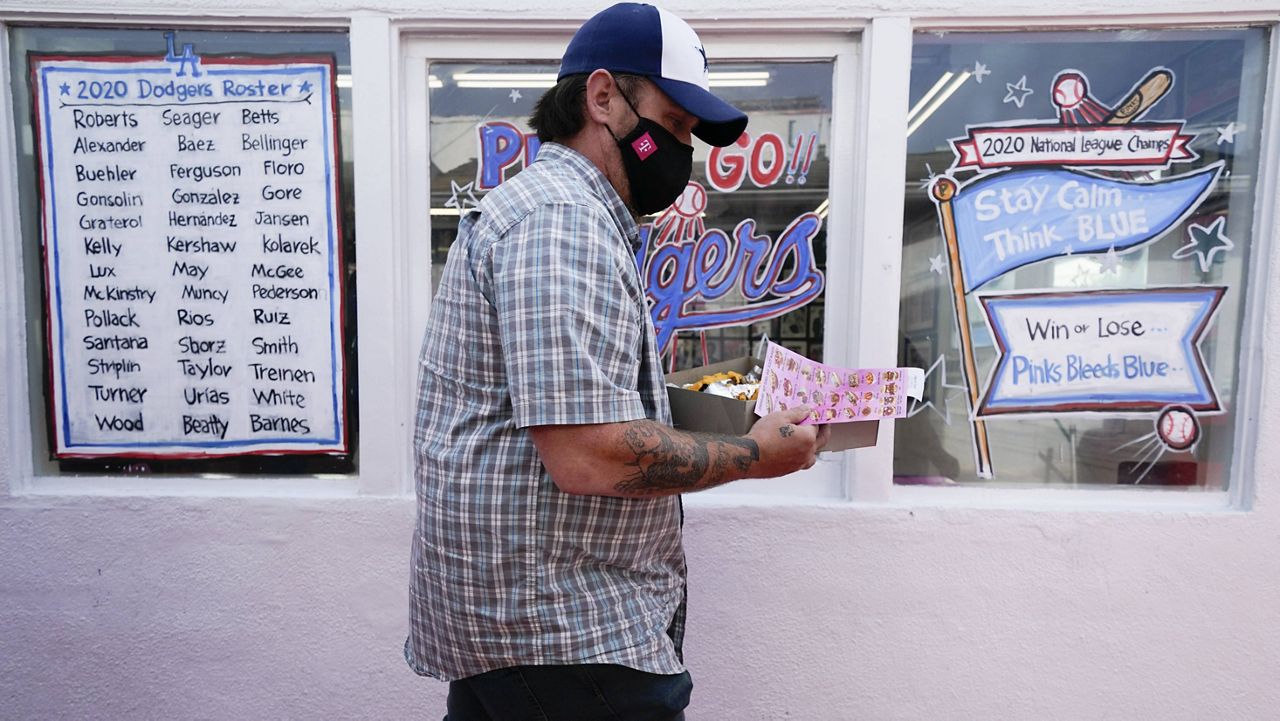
[31,38,349,458]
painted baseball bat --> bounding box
[1104,68,1173,124]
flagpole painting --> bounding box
[929,65,1231,479]
[930,177,994,477]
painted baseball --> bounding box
[671,181,707,218]
[1052,73,1087,109]
[1156,405,1199,450]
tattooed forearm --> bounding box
[615,421,760,495]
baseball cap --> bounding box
[557,3,749,147]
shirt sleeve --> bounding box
[488,201,647,428]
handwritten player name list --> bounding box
[33,50,348,457]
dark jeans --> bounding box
[444,663,692,721]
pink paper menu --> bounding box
[756,342,924,424]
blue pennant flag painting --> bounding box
[947,162,1222,293]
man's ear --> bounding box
[583,69,618,125]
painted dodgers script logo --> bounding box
[636,209,825,354]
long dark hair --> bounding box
[529,72,645,143]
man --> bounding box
[406,4,830,718]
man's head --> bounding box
[530,3,749,214]
[533,3,747,146]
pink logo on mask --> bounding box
[631,132,658,160]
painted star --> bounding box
[1172,216,1234,273]
[1098,246,1122,275]
[972,61,991,84]
[299,80,313,94]
[1063,245,1074,255]
[1003,75,1034,108]
[508,88,522,103]
[59,82,71,96]
[906,352,969,425]
[929,253,947,275]
[1216,122,1238,145]
[1071,263,1092,287]
[444,179,481,210]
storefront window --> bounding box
[8,27,357,475]
[427,60,832,369]
[895,28,1269,489]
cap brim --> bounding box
[652,76,748,147]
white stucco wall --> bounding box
[4,492,1280,720]
[3,1,1280,719]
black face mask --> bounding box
[608,89,694,216]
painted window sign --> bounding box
[946,164,1221,293]
[428,61,833,368]
[475,122,540,191]
[896,29,1268,488]
[949,70,1197,170]
[977,287,1224,414]
[29,33,349,458]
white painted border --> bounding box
[350,14,410,496]
[911,11,1280,30]
[1227,24,1280,511]
[687,485,1234,513]
[882,18,1276,512]
[399,30,566,385]
[893,484,1234,512]
[1,17,384,499]
[0,9,1270,512]
[401,27,861,502]
[687,31,862,501]
[840,17,913,503]
[0,19,30,496]
[0,11,350,27]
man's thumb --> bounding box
[782,405,812,424]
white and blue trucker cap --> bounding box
[557,3,749,147]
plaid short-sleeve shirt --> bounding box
[406,143,685,681]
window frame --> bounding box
[885,15,1280,512]
[0,14,410,498]
[399,23,865,501]
[0,9,1271,510]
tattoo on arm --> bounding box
[614,421,760,496]
[779,425,794,438]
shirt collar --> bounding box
[535,142,641,249]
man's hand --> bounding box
[745,406,831,479]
